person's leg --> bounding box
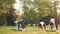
[50,23,53,30]
[55,24,58,30]
[22,27,26,31]
[38,24,43,30]
[48,24,50,30]
[48,22,51,30]
[38,24,40,30]
[22,25,26,31]
[15,23,18,30]
[51,25,53,30]
[44,24,46,29]
[18,22,20,30]
[23,28,26,31]
[41,25,43,30]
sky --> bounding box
[14,0,23,15]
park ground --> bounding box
[0,25,60,34]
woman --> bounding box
[49,17,58,30]
[38,21,46,30]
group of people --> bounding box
[14,18,26,31]
[38,17,58,31]
[14,17,58,31]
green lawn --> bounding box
[0,25,60,34]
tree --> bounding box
[0,0,15,26]
[22,0,50,25]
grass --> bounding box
[0,25,60,34]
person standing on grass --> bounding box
[38,21,46,30]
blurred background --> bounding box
[0,0,60,26]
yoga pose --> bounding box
[38,21,46,30]
[48,17,58,30]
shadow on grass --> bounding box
[10,29,22,31]
[45,30,56,32]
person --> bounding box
[20,18,26,31]
[38,21,46,30]
[14,20,19,30]
[49,17,58,30]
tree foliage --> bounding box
[0,0,15,25]
[22,0,59,25]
